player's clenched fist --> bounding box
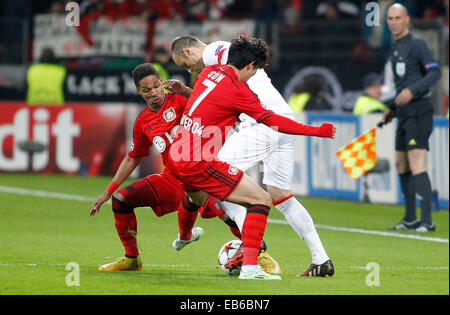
[319,123,336,138]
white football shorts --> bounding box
[217,68,296,190]
[218,123,295,190]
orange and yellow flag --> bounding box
[335,128,377,180]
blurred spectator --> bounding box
[79,0,102,16]
[278,7,308,69]
[314,1,360,67]
[420,0,446,20]
[224,0,252,19]
[288,75,332,112]
[280,7,303,35]
[207,0,233,20]
[147,0,185,20]
[150,46,179,81]
[26,47,66,105]
[49,1,65,14]
[116,0,146,18]
[184,0,208,21]
[316,0,359,19]
[252,0,280,38]
[352,73,387,114]
[0,0,31,64]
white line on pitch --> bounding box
[0,185,111,204]
[0,262,448,271]
[267,219,449,243]
[0,185,448,244]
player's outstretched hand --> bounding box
[90,192,111,216]
[163,79,192,98]
[319,123,336,138]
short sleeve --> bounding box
[128,118,151,158]
[202,41,231,66]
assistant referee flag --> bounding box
[336,128,377,180]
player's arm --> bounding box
[163,79,192,98]
[258,112,335,138]
[236,88,335,138]
[407,39,441,98]
[90,155,141,216]
[396,40,441,106]
[90,116,150,217]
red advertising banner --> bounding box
[0,102,127,175]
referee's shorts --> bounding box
[395,109,433,152]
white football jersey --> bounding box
[202,41,294,121]
[202,41,230,66]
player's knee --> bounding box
[268,189,292,203]
[112,191,127,203]
[111,191,133,214]
[395,159,408,174]
[256,191,272,207]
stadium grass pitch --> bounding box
[0,174,448,295]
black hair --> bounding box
[39,47,56,63]
[294,75,324,97]
[228,35,269,70]
[132,63,160,87]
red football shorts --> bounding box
[198,196,226,219]
[116,170,186,217]
[168,159,244,202]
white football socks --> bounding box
[221,201,246,232]
[275,196,329,265]
[221,196,330,265]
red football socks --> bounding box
[242,204,270,266]
[178,196,200,241]
[112,196,139,257]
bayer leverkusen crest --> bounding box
[163,107,176,122]
[228,166,239,176]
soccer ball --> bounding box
[218,239,242,275]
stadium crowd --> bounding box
[0,0,448,114]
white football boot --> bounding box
[239,265,282,280]
[172,227,204,251]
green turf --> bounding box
[0,174,448,295]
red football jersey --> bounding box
[128,93,188,166]
[169,65,273,165]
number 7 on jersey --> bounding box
[188,79,216,116]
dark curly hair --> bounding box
[132,63,160,87]
[228,35,269,70]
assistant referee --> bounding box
[381,4,441,232]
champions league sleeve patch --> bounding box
[425,62,439,70]
[215,45,224,55]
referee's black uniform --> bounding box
[390,32,441,151]
[389,31,441,231]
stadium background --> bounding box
[0,0,448,209]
